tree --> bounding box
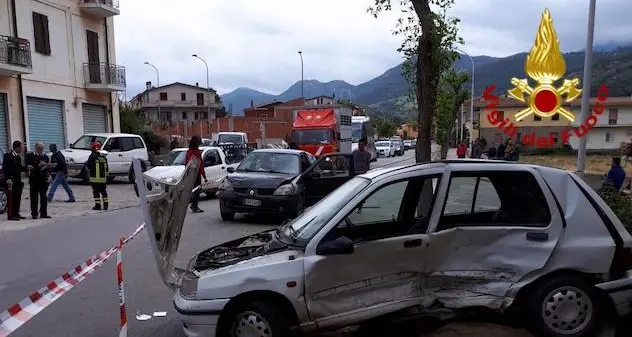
[435,68,469,159]
[119,106,167,154]
[374,117,397,138]
[369,0,462,162]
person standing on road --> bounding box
[496,139,506,160]
[487,142,497,159]
[26,142,52,219]
[353,137,372,174]
[87,142,109,211]
[471,139,483,158]
[607,157,626,191]
[503,139,516,161]
[456,142,468,158]
[3,140,26,220]
[186,135,207,213]
[47,143,75,203]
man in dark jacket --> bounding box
[87,142,109,211]
[47,144,75,202]
[26,142,51,219]
[2,140,26,220]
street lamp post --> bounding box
[576,0,597,176]
[455,48,475,153]
[192,54,212,122]
[298,51,304,100]
[144,61,160,120]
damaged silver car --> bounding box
[135,159,632,337]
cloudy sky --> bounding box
[114,0,631,98]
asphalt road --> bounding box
[0,151,417,337]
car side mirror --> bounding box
[69,144,75,149]
[159,160,164,165]
[226,167,235,173]
[316,236,354,255]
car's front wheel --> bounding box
[220,200,235,221]
[228,302,291,337]
[524,275,604,337]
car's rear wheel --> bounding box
[228,302,291,337]
[524,275,604,337]
[0,187,7,214]
[220,200,235,221]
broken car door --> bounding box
[302,153,354,206]
[303,172,442,329]
[423,166,564,310]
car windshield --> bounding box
[72,135,107,150]
[168,150,187,165]
[375,141,390,147]
[217,134,243,144]
[351,123,362,142]
[236,152,300,174]
[294,129,331,145]
[280,177,371,243]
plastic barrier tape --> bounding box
[0,223,145,337]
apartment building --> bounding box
[129,82,223,123]
[0,0,124,151]
[566,97,632,151]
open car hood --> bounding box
[134,157,199,290]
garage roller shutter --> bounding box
[82,103,107,133]
[27,97,66,149]
[0,94,8,151]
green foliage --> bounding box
[435,69,470,156]
[119,106,167,155]
[373,117,397,138]
[598,186,632,233]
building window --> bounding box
[534,115,542,121]
[181,112,187,120]
[197,93,204,106]
[32,12,51,55]
[160,92,167,101]
[609,108,618,125]
[552,113,560,121]
[181,93,186,101]
[160,111,172,122]
[551,132,559,144]
[605,132,613,142]
[201,111,208,119]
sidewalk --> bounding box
[2,179,140,231]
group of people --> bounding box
[456,138,519,161]
[3,140,110,220]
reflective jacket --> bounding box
[87,152,108,183]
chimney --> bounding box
[196,82,199,87]
[250,100,254,108]
[146,81,152,90]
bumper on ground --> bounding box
[218,191,298,215]
[174,292,230,337]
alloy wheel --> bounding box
[231,311,273,337]
[541,286,593,335]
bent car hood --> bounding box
[227,172,296,189]
[145,165,187,181]
[135,157,199,289]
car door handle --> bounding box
[526,232,548,242]
[221,167,225,169]
[118,154,123,157]
[403,239,422,248]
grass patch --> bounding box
[519,154,614,175]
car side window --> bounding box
[437,171,551,231]
[314,155,350,178]
[105,137,121,152]
[203,150,221,166]
[347,180,407,226]
[132,137,144,149]
[120,137,135,152]
[299,154,311,171]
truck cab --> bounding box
[292,106,352,157]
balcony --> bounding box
[0,35,32,76]
[83,63,126,92]
[79,0,120,17]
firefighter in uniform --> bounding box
[87,142,109,210]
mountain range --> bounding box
[221,42,632,120]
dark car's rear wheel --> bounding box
[524,275,604,337]
[220,200,235,221]
[0,187,7,214]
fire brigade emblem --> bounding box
[507,9,582,122]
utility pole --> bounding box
[576,0,597,177]
[144,62,165,136]
[192,54,212,127]
[298,51,304,100]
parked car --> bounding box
[0,148,6,215]
[391,138,404,156]
[403,139,412,150]
[144,146,239,198]
[62,133,150,184]
[218,149,345,220]
[375,140,395,157]
[139,160,632,337]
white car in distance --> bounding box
[145,146,239,197]
[375,140,395,157]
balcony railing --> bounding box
[0,35,32,69]
[82,0,119,8]
[83,62,126,91]
[141,99,223,108]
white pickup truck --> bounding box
[145,146,239,197]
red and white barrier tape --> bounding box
[0,223,145,337]
[117,238,128,337]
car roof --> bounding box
[170,146,220,152]
[251,148,307,155]
[84,133,140,138]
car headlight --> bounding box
[273,184,295,196]
[219,178,233,191]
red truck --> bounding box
[292,106,353,157]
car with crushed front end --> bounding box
[135,159,632,337]
[217,149,359,221]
